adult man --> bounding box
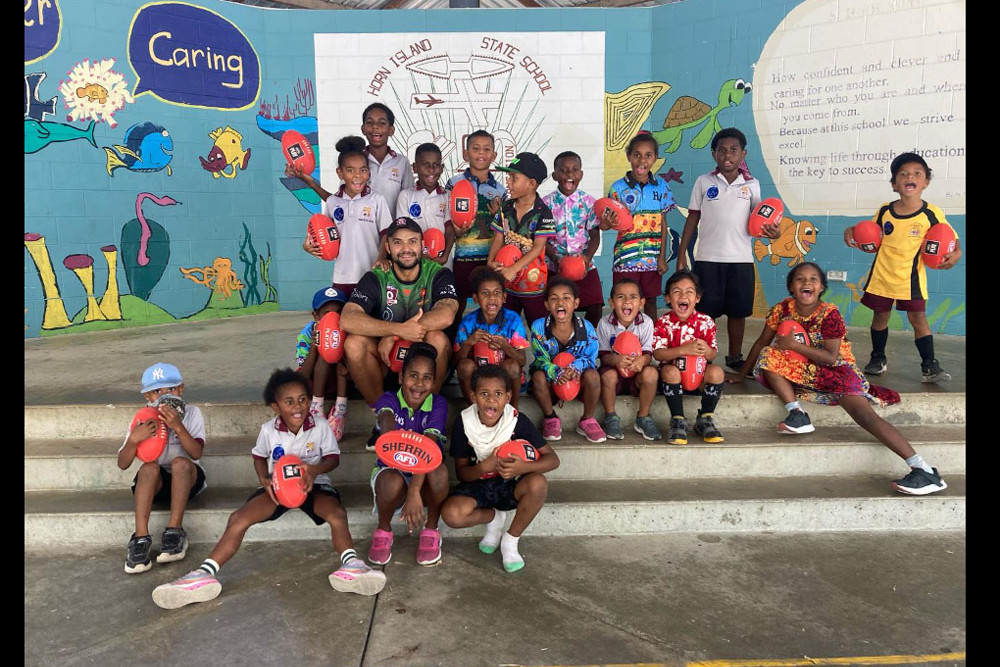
[341,217,460,403]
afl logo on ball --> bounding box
[393,452,419,468]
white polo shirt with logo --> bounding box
[321,185,392,285]
[367,148,413,215]
[687,171,762,264]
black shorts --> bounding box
[691,261,754,319]
[248,484,341,526]
[449,475,521,511]
[132,463,206,504]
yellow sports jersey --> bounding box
[862,200,955,301]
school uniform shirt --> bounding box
[454,307,531,352]
[608,172,677,272]
[348,258,458,323]
[366,147,413,215]
[529,314,600,380]
[491,194,557,297]
[251,414,339,487]
[372,389,448,471]
[596,312,655,356]
[447,170,507,263]
[687,170,762,264]
[321,185,393,285]
[651,310,718,353]
[450,405,546,471]
[119,403,207,473]
[542,188,599,271]
[396,185,452,268]
[862,200,957,301]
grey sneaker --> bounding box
[667,417,687,445]
[921,359,952,383]
[633,415,662,440]
[890,467,948,495]
[156,527,188,563]
[863,354,887,375]
[693,413,724,443]
[778,408,815,434]
[125,534,153,574]
[604,412,624,440]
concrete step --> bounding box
[24,425,967,490]
[24,474,967,548]
[24,391,967,441]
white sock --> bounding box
[784,401,801,412]
[311,396,325,412]
[500,531,523,567]
[333,398,347,416]
[905,454,934,474]
[480,510,507,549]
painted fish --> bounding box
[200,125,251,179]
[103,122,174,176]
[24,118,97,154]
[753,216,818,267]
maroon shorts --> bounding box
[612,270,661,299]
[505,292,548,325]
[453,259,487,304]
[598,363,640,396]
[574,268,605,309]
[331,283,356,300]
[860,292,926,313]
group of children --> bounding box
[117,104,961,610]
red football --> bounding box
[612,330,642,378]
[374,430,443,475]
[307,214,341,261]
[389,338,412,373]
[748,197,784,237]
[852,220,882,253]
[674,354,706,392]
[423,227,446,259]
[473,340,505,366]
[272,454,308,508]
[281,130,315,175]
[495,439,539,462]
[130,406,168,463]
[495,244,523,268]
[921,224,958,269]
[551,352,580,401]
[315,311,344,364]
[449,178,477,231]
[776,319,809,363]
[594,197,633,233]
[559,255,587,281]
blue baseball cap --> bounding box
[312,286,346,311]
[141,362,183,393]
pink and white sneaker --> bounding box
[151,569,222,609]
[542,416,562,441]
[576,417,607,443]
[328,560,386,596]
[328,403,347,442]
[368,528,394,565]
[416,528,442,566]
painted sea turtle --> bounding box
[653,78,752,153]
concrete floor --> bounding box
[24,532,965,667]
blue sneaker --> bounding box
[633,415,662,441]
[604,413,624,440]
[891,467,948,496]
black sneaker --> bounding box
[667,417,688,445]
[921,359,952,383]
[366,424,379,452]
[724,354,745,373]
[693,413,724,443]
[125,534,153,574]
[778,408,815,434]
[891,467,948,495]
[156,527,188,563]
[863,354,887,375]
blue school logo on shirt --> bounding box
[272,446,285,461]
[707,186,719,200]
[333,207,344,222]
[625,192,637,206]
[884,221,894,235]
[409,203,422,218]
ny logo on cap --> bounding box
[151,367,165,381]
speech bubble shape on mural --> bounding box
[752,0,965,216]
[127,2,260,110]
[25,0,62,64]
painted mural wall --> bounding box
[24,0,965,339]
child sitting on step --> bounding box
[728,262,948,495]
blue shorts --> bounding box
[249,484,341,526]
[449,475,521,511]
